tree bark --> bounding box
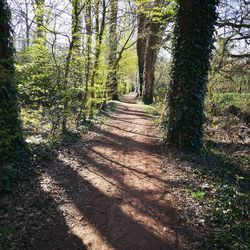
[107,0,118,100]
[142,21,163,104]
[85,0,92,90]
[142,0,167,105]
[166,0,218,151]
[62,0,83,132]
[136,12,147,97]
[0,0,27,169]
[89,0,106,114]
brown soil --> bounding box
[0,93,201,250]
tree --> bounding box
[62,0,84,132]
[8,0,137,138]
[0,0,28,189]
[107,0,119,100]
[142,0,168,104]
[34,0,45,40]
[84,0,92,90]
[166,0,218,151]
[136,5,147,97]
[136,0,171,104]
[89,0,106,114]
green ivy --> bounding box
[0,0,30,192]
[166,0,218,151]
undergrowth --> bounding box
[182,147,250,250]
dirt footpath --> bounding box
[0,93,200,250]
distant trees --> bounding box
[166,0,218,151]
[9,0,136,136]
[207,0,250,99]
[0,0,28,189]
[136,0,171,104]
[142,0,168,104]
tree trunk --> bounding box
[34,0,45,40]
[85,0,92,90]
[166,0,218,151]
[136,12,147,97]
[142,21,163,105]
[62,0,83,133]
[89,0,106,115]
[107,0,118,100]
[141,0,167,105]
[24,0,31,47]
[0,0,27,170]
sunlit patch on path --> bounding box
[38,93,196,250]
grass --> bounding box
[209,92,250,112]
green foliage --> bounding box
[118,46,137,95]
[17,44,59,108]
[184,148,250,249]
[190,189,206,200]
[208,183,250,249]
[185,188,206,200]
[208,38,249,98]
[206,37,249,121]
[154,57,171,105]
[206,93,250,116]
[136,0,176,22]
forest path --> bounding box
[37,93,196,249]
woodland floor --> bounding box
[0,93,229,250]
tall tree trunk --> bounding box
[24,0,31,47]
[89,0,106,114]
[166,0,218,151]
[62,0,83,132]
[142,0,167,105]
[0,0,27,172]
[107,0,118,100]
[85,0,92,90]
[142,21,163,104]
[136,12,147,97]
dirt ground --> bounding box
[0,93,202,250]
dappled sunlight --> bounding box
[42,154,176,249]
[0,94,200,249]
[1,0,248,248]
[36,99,195,249]
[40,171,113,249]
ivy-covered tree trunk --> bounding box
[107,0,118,100]
[34,0,45,40]
[166,0,218,151]
[0,0,27,188]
